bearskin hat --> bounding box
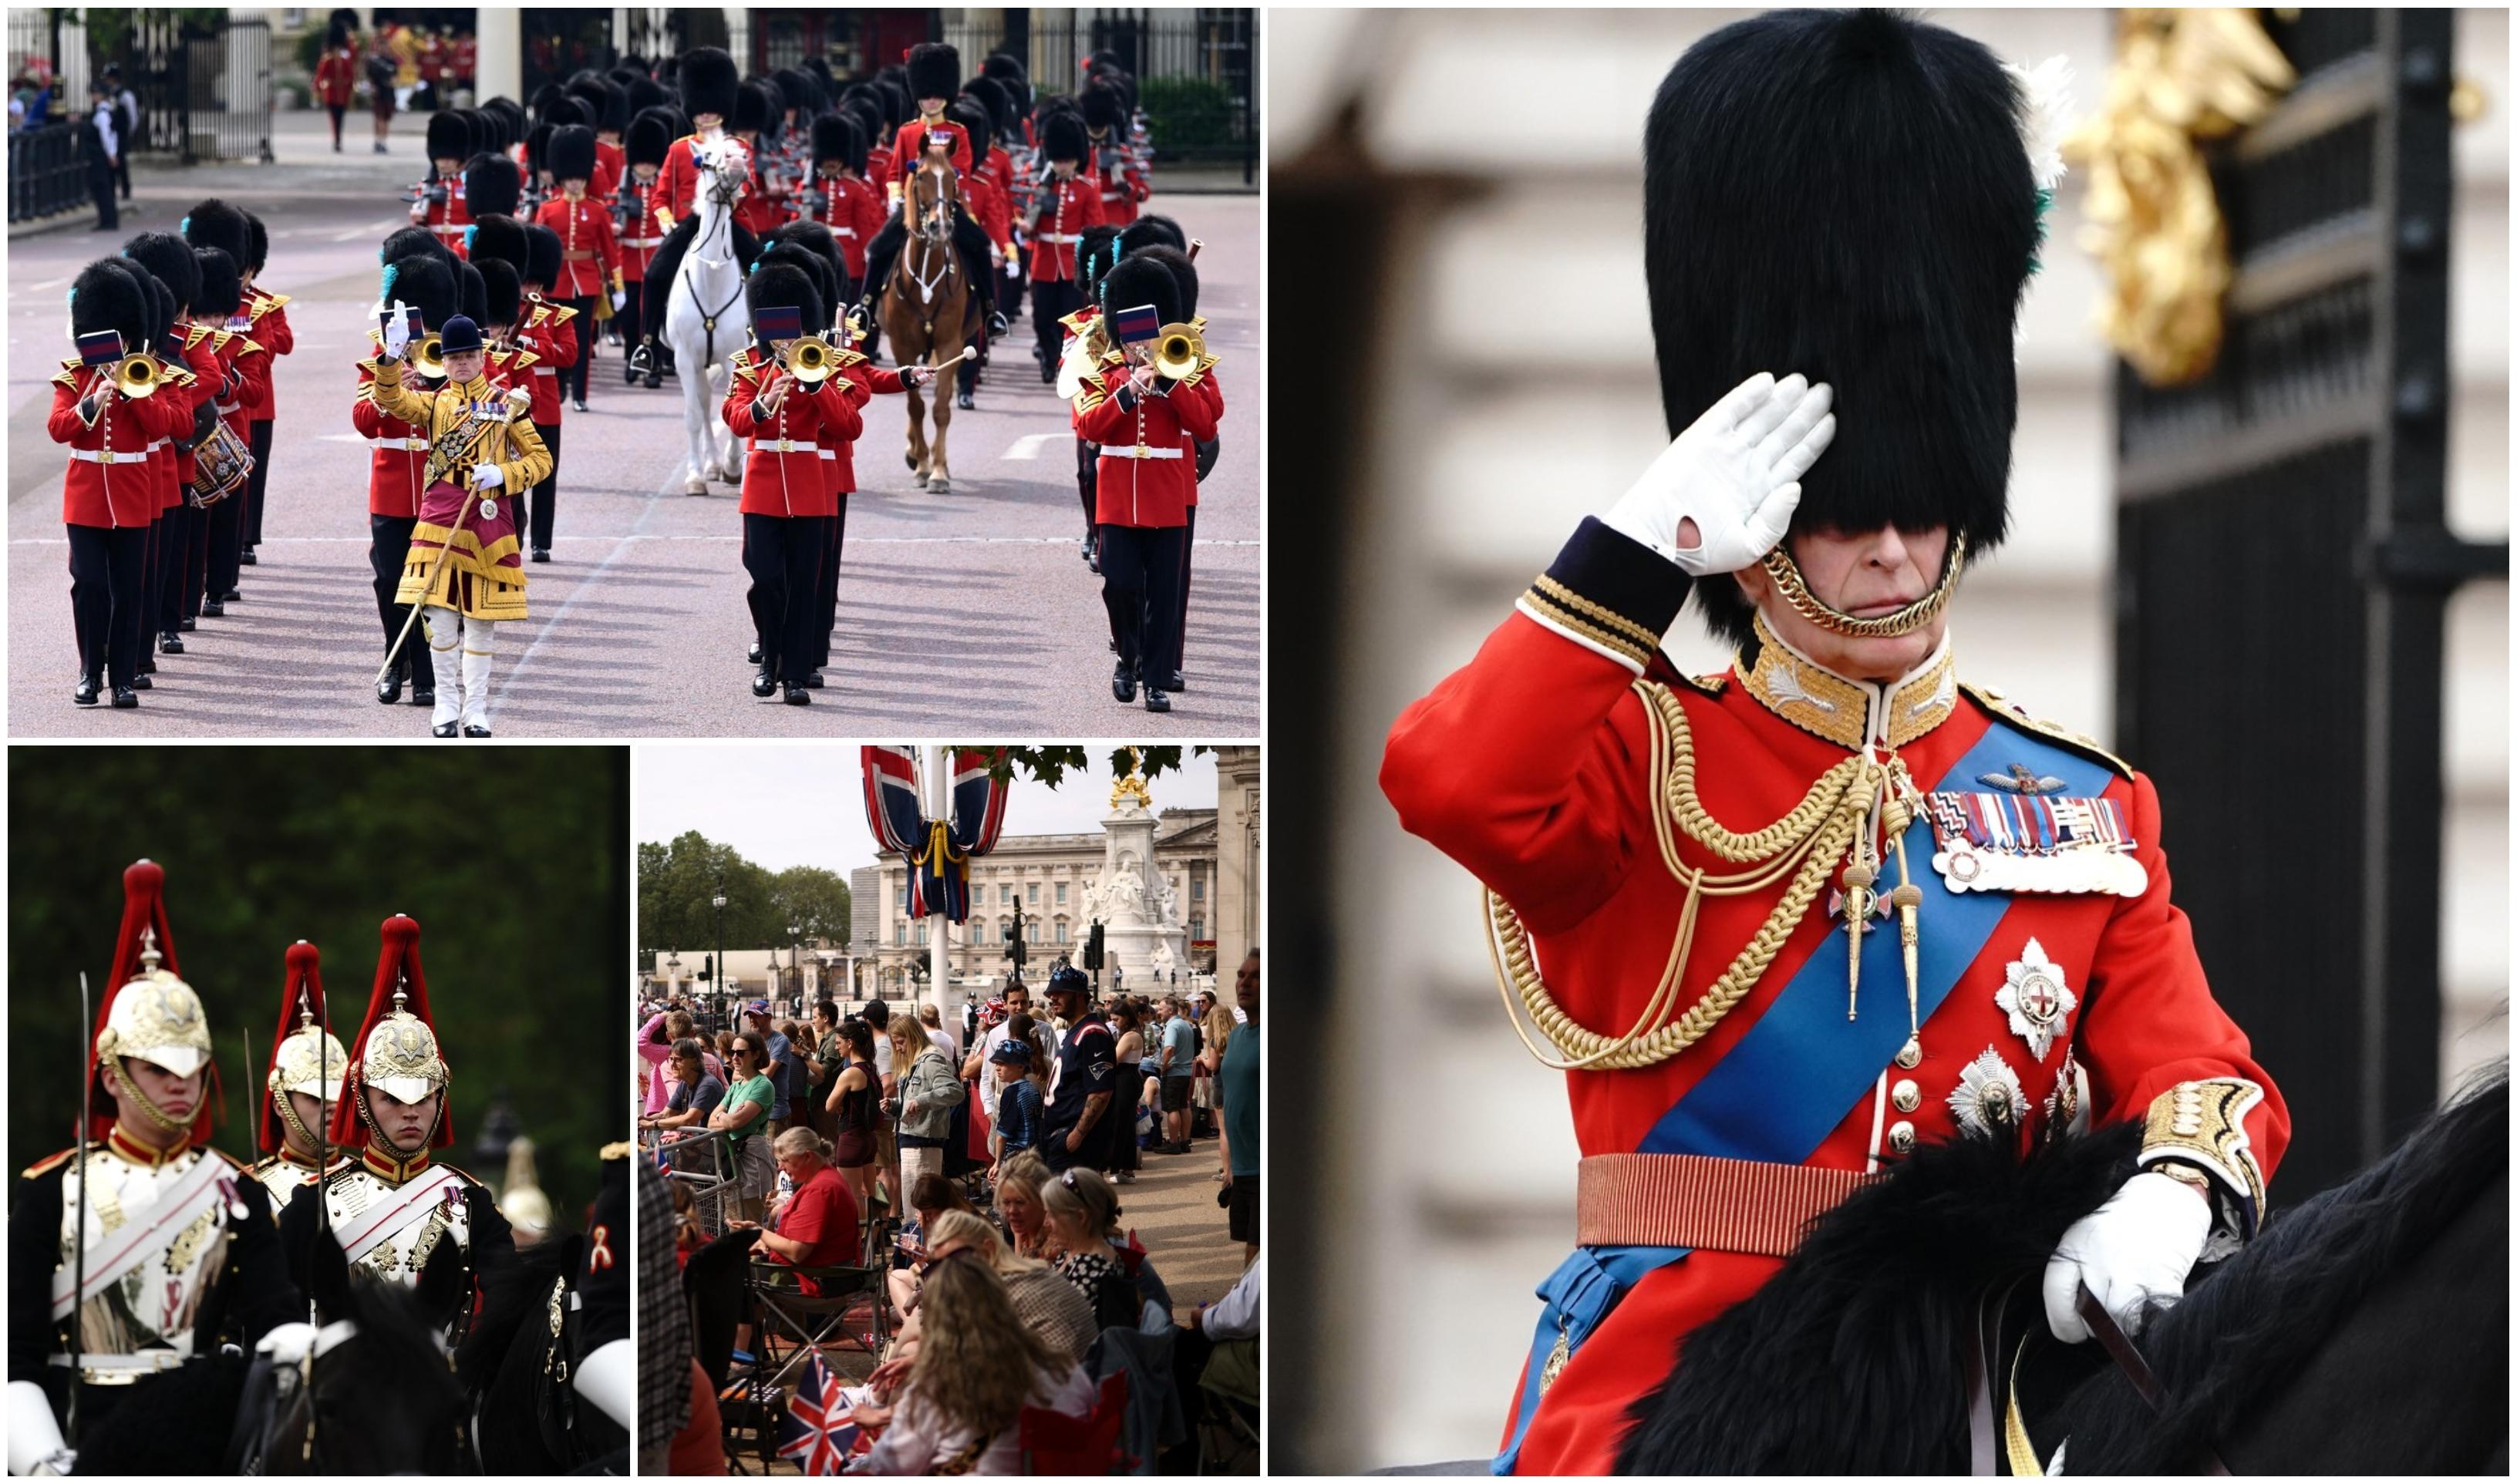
[464,153,522,218]
[810,113,854,167]
[1120,214,1186,255]
[325,12,353,49]
[476,254,521,328]
[678,45,739,123]
[531,82,566,117]
[843,97,884,153]
[762,222,843,316]
[1077,224,1124,297]
[1646,8,2033,643]
[524,223,563,290]
[180,198,251,264]
[734,79,776,138]
[1080,80,1126,134]
[192,247,241,318]
[755,240,837,328]
[379,253,457,333]
[426,109,469,162]
[526,121,555,177]
[981,52,1031,111]
[467,213,529,274]
[743,261,823,342]
[243,210,269,274]
[1133,244,1199,320]
[479,97,523,150]
[961,76,1013,136]
[379,224,452,271]
[774,68,820,118]
[1039,109,1088,164]
[628,106,676,169]
[548,123,597,183]
[457,257,487,325]
[873,79,911,129]
[139,267,174,352]
[627,75,668,117]
[540,94,585,133]
[945,97,992,157]
[1097,251,1180,330]
[568,75,623,133]
[70,257,150,353]
[122,231,200,313]
[906,42,959,103]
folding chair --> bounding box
[1194,1337,1260,1475]
[661,1127,736,1238]
[1020,1370,1133,1475]
[747,1227,894,1397]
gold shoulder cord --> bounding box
[1486,678,1916,1071]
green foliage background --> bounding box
[636,833,851,969]
[8,745,628,1228]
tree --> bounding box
[770,866,851,947]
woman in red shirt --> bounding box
[737,1126,861,1295]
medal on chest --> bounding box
[1926,782,2148,898]
[1994,937,2077,1062]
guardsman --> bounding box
[180,204,269,616]
[943,96,1016,407]
[1131,242,1209,696]
[8,860,298,1478]
[473,255,543,405]
[1080,79,1147,227]
[244,941,352,1216]
[647,47,740,232]
[281,915,514,1343]
[462,150,523,260]
[731,81,788,239]
[618,105,673,385]
[1072,253,1220,715]
[120,233,221,658]
[234,210,290,569]
[859,44,1002,334]
[797,113,884,305]
[962,75,1028,324]
[723,263,859,706]
[571,73,627,200]
[130,270,194,691]
[358,248,456,708]
[53,258,190,708]
[1376,14,2290,1475]
[534,123,622,416]
[515,224,574,561]
[369,310,551,737]
[410,109,473,253]
[180,244,265,625]
[1026,110,1104,383]
[1061,225,1122,570]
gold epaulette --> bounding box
[730,349,760,385]
[1959,682,2135,781]
[52,360,84,389]
[505,348,541,372]
[536,302,578,327]
[831,346,869,368]
[1097,348,1128,369]
[1073,368,1113,414]
[250,291,291,317]
[355,355,383,376]
[1173,352,1221,389]
[183,324,214,348]
[1057,307,1100,335]
[233,336,266,357]
[22,1146,81,1179]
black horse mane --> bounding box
[454,1233,581,1391]
[335,1273,469,1415]
[2058,1065,2509,1472]
[1615,1119,2141,1473]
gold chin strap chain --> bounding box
[1486,678,1929,1072]
[100,1052,194,1134]
[1761,530,1969,640]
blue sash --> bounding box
[1494,719,2112,1473]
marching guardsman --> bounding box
[8,860,298,1478]
[795,291,935,689]
[944,96,1016,407]
[1134,242,1208,695]
[121,232,223,657]
[516,224,574,561]
[473,256,544,404]
[533,123,622,416]
[618,105,675,385]
[797,113,883,305]
[114,237,204,666]
[724,263,859,706]
[1072,253,1220,714]
[358,251,456,708]
[180,245,265,626]
[244,941,352,1216]
[234,210,290,569]
[280,915,514,1341]
[1080,79,1146,227]
[53,258,190,708]
[645,47,740,232]
[731,82,787,239]
[1376,15,2290,1474]
[132,271,194,689]
[180,204,268,615]
[1027,109,1104,383]
[1062,226,1122,569]
[962,75,1028,323]
[410,109,473,254]
[369,309,551,737]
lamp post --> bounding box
[713,885,727,1020]
[787,920,802,1008]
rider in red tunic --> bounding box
[1379,13,2289,1474]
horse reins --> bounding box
[2073,1287,2230,1476]
[1974,1284,2230,1476]
[684,160,746,372]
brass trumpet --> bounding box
[1151,322,1208,381]
[785,335,837,385]
[412,333,447,380]
[114,352,161,399]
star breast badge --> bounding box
[1996,937,2077,1062]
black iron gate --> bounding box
[88,11,273,164]
[2113,9,2502,1201]
[950,8,1257,181]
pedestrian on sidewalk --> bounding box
[83,81,119,231]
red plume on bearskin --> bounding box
[330,914,453,1149]
[259,940,332,1156]
[88,859,221,1145]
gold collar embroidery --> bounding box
[361,1142,432,1185]
[1737,611,1958,752]
[106,1125,192,1169]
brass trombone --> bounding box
[411,333,447,380]
[784,335,837,385]
[113,352,161,399]
[1151,322,1208,381]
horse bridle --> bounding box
[1969,1282,2232,1476]
[681,149,748,372]
[898,163,960,308]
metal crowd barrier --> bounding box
[8,122,91,224]
[649,1124,737,1239]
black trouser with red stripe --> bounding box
[246,418,274,548]
[808,496,849,675]
[528,420,561,554]
[68,523,147,690]
[560,296,595,402]
[207,473,247,599]
[743,512,829,685]
[371,513,418,684]
[1097,523,1184,684]
[180,490,211,620]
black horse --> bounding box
[226,1276,470,1476]
[456,1233,630,1473]
[1617,1065,2508,1474]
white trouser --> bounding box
[423,607,497,729]
[7,1378,72,1476]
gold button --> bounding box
[1895,1038,1922,1069]
[1892,1079,1920,1113]
[1888,1121,1917,1155]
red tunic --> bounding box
[592,137,624,202]
[648,133,740,227]
[961,174,1012,257]
[534,196,620,299]
[412,175,471,256]
[1379,523,2293,1476]
[723,354,860,518]
[314,48,356,108]
[1073,361,1221,529]
[618,177,668,284]
[351,348,433,519]
[50,360,192,528]
[728,142,783,237]
[815,355,898,500]
[1026,173,1104,282]
[174,326,227,487]
[886,116,973,192]
[216,331,270,441]
[240,292,294,422]
[517,300,578,423]
[1086,135,1147,226]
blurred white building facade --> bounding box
[1279,8,2508,1469]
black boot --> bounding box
[433,720,460,737]
[463,722,492,738]
[130,672,151,690]
[160,631,184,654]
[749,641,763,665]
[1112,661,1137,704]
[799,671,826,688]
[74,674,101,706]
[752,668,778,698]
[241,547,257,566]
[111,685,140,708]
[957,387,975,411]
[1161,671,1185,693]
[377,668,404,705]
[1144,685,1171,714]
[783,682,812,706]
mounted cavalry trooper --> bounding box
[859,42,1009,338]
[1379,12,2291,1475]
[244,940,352,1217]
[9,860,298,1477]
[279,914,514,1344]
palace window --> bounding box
[1056,882,1068,906]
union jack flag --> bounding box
[776,1351,861,1476]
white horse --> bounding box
[662,142,752,496]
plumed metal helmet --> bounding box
[678,45,739,122]
[243,210,268,274]
[744,260,823,339]
[477,254,521,328]
[1080,79,1126,134]
[465,153,523,218]
[69,257,150,352]
[180,197,251,265]
[426,109,469,161]
[1133,244,1199,321]
[1120,214,1186,255]
[1039,109,1089,164]
[193,247,242,318]
[1646,8,2034,644]
[906,42,960,102]
[627,106,675,168]
[123,230,201,313]
[379,253,457,334]
[263,941,349,1156]
[548,122,598,183]
[945,96,992,157]
[332,915,453,1148]
[467,214,528,275]
[733,79,775,137]
[755,240,836,328]
[1098,251,1181,329]
[810,113,854,167]
[379,224,452,271]
[524,222,563,289]
[627,75,668,116]
[91,861,217,1140]
[960,75,1013,137]
[457,259,487,325]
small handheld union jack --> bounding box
[776,1351,864,1476]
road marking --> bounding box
[1000,433,1062,461]
[19,278,65,293]
[332,218,399,243]
[487,454,686,708]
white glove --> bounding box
[2044,1169,2212,1344]
[382,310,412,361]
[472,463,504,490]
[255,1320,321,1364]
[611,289,628,311]
[1602,371,1835,577]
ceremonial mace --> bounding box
[69,972,89,1452]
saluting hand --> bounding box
[1602,370,1836,577]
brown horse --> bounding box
[878,158,973,493]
